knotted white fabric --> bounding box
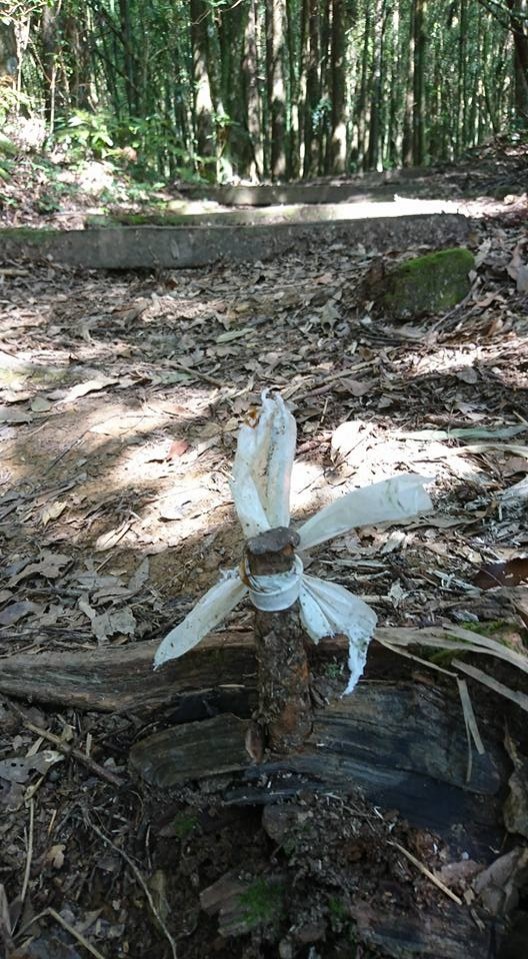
[154,392,433,693]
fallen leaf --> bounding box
[31,395,52,413]
[46,843,66,869]
[62,376,118,403]
[41,500,67,526]
[456,367,478,385]
[0,600,43,626]
[127,557,150,594]
[94,521,132,552]
[91,608,136,643]
[473,558,528,590]
[507,245,528,294]
[216,328,254,343]
[167,438,189,459]
[473,847,528,915]
[8,552,71,586]
[2,391,31,404]
[0,406,32,425]
[0,750,63,784]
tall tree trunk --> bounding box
[401,0,414,166]
[507,0,528,122]
[319,0,331,172]
[118,0,136,113]
[241,0,263,179]
[286,0,299,177]
[40,2,61,126]
[266,0,287,179]
[412,0,427,165]
[367,0,385,170]
[190,0,215,164]
[355,7,372,170]
[303,0,320,177]
[329,0,347,173]
[456,0,468,154]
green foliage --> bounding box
[171,812,199,840]
[54,111,115,159]
[238,878,285,926]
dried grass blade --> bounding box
[453,660,528,713]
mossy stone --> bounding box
[381,247,475,320]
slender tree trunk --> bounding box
[412,0,427,165]
[401,0,414,165]
[118,0,136,113]
[40,2,62,126]
[190,0,215,164]
[355,9,371,169]
[286,0,299,178]
[303,0,320,177]
[319,0,331,172]
[507,0,528,121]
[266,0,287,179]
[367,0,385,170]
[329,0,347,173]
[241,0,263,179]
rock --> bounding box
[379,247,475,320]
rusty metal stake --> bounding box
[245,526,312,755]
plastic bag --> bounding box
[154,391,433,692]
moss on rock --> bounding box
[381,247,475,320]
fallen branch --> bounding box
[8,702,124,788]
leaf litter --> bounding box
[0,159,528,958]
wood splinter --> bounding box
[245,526,312,755]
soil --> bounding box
[0,139,528,958]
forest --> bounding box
[1,0,528,182]
[1,2,528,959]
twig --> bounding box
[8,702,124,789]
[20,798,34,907]
[18,907,108,959]
[85,816,178,959]
[389,840,463,906]
[168,358,225,388]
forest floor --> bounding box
[0,140,527,959]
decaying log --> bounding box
[0,631,256,713]
[0,627,412,713]
[128,682,507,849]
[0,214,469,270]
[245,526,312,753]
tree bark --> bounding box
[190,0,215,163]
[266,0,287,179]
[329,0,347,173]
[303,0,320,177]
[245,526,312,754]
[412,0,427,165]
[507,0,528,121]
[241,0,263,179]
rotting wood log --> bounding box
[245,526,312,754]
[128,682,508,852]
[0,214,470,270]
[0,631,256,713]
[0,628,397,714]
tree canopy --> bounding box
[1,0,527,181]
